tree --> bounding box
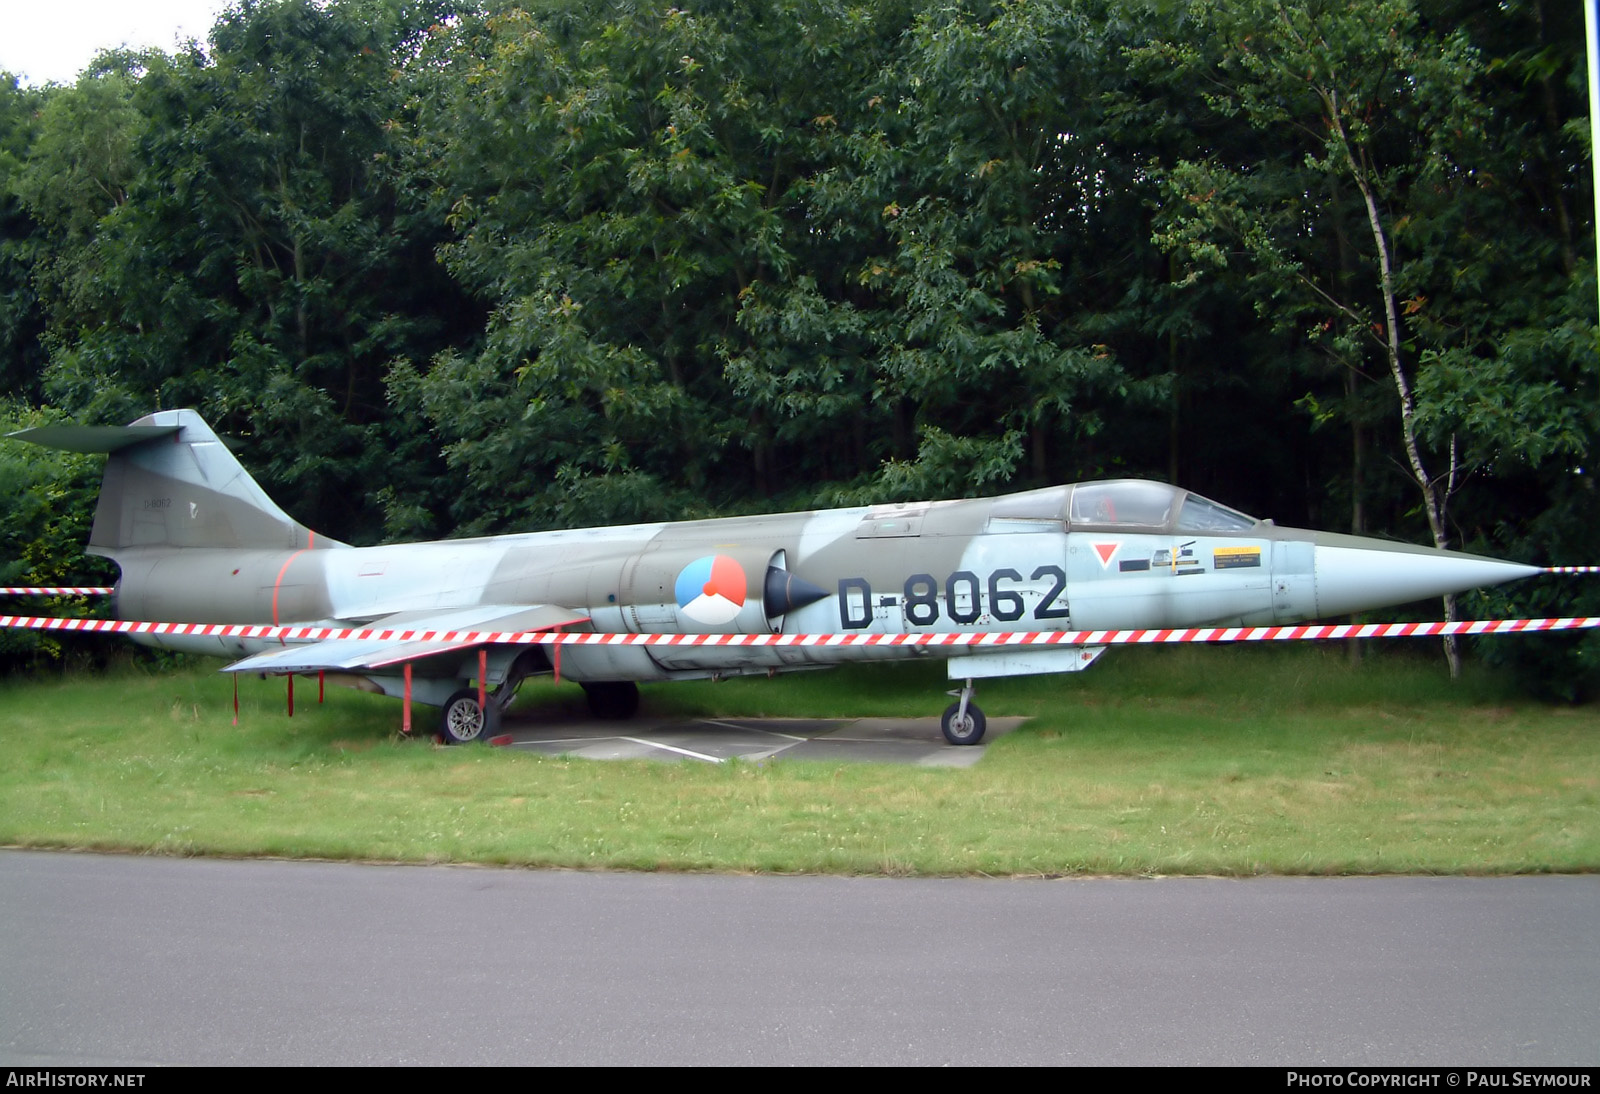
[731,0,1157,503]
[402,1,919,528]
[0,75,53,400]
[26,1,469,542]
[1139,0,1515,674]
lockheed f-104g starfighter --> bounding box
[10,409,1544,744]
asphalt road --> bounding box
[2,851,1595,1066]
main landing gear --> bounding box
[440,687,502,744]
[439,679,641,742]
[941,678,986,746]
[437,648,549,744]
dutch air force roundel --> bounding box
[675,554,747,626]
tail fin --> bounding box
[9,409,344,557]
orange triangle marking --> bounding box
[1093,542,1118,566]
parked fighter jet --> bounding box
[11,409,1545,745]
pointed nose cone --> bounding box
[1311,532,1542,617]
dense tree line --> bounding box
[0,0,1594,688]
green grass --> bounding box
[0,645,1595,875]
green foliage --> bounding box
[754,0,1157,490]
[401,0,1167,526]
[821,425,1025,505]
[1133,0,1595,627]
[0,77,53,401]
[1139,0,1489,454]
[0,404,117,670]
[15,1,472,543]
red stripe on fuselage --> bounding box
[271,550,309,628]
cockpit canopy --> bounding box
[989,480,1261,533]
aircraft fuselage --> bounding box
[108,481,1539,690]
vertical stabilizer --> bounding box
[9,409,342,557]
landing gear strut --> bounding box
[941,678,986,746]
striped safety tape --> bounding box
[1,614,1598,648]
[0,587,116,596]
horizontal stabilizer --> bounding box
[8,423,181,454]
[220,603,589,674]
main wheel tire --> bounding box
[440,688,501,744]
[581,680,640,720]
[941,701,987,746]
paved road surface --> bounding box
[2,851,1595,1066]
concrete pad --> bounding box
[501,711,1026,766]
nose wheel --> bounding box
[941,679,986,746]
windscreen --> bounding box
[1065,481,1260,532]
[1176,493,1259,532]
[1067,482,1180,529]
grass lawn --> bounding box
[1,643,1594,875]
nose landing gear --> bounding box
[941,678,986,746]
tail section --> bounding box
[10,409,343,558]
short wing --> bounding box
[219,604,587,674]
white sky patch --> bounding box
[0,0,232,86]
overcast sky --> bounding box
[1,1,233,86]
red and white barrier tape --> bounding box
[1,613,1597,649]
[0,587,115,596]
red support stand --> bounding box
[318,670,325,703]
[287,674,294,717]
[232,675,239,727]
[553,641,561,685]
[478,648,487,712]
[402,662,412,735]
